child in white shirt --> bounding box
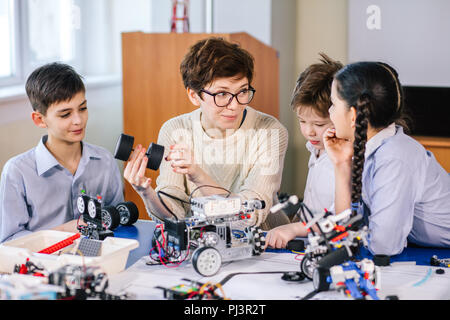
[265,53,343,248]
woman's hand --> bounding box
[123,144,153,194]
[166,144,204,184]
[323,128,354,166]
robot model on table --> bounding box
[76,190,139,240]
[271,195,370,280]
[150,194,267,277]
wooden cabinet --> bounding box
[413,136,450,172]
[121,32,280,220]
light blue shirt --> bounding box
[360,124,450,255]
[0,135,124,243]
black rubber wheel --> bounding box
[116,201,139,226]
[192,246,222,277]
[101,206,121,230]
[146,143,165,170]
[246,226,266,255]
[313,267,330,292]
[301,253,317,280]
[114,134,134,161]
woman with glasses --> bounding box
[123,37,289,230]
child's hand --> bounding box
[123,144,153,194]
[323,128,353,165]
[166,144,203,184]
[264,224,298,249]
[53,219,84,233]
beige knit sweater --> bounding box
[153,106,288,229]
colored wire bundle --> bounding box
[148,224,191,268]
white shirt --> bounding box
[303,142,335,215]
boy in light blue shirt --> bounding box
[0,63,123,243]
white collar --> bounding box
[306,141,326,159]
[365,122,396,158]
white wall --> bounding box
[213,0,272,46]
[348,0,450,86]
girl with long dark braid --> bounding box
[324,62,450,256]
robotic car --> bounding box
[76,189,139,240]
[150,194,267,277]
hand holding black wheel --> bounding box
[114,133,165,171]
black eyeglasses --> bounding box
[200,86,256,107]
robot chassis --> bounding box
[271,194,374,292]
[151,194,267,277]
[76,190,139,240]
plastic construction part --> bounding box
[373,254,390,266]
[77,237,102,257]
[430,255,450,267]
[286,239,305,252]
[38,234,81,254]
[436,268,445,275]
[281,272,306,282]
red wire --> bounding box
[149,224,190,268]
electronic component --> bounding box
[191,194,241,217]
[156,278,224,300]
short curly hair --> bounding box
[180,37,254,93]
[291,53,343,118]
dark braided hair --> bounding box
[351,94,370,207]
[334,62,408,214]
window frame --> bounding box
[0,0,84,88]
[0,0,22,87]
